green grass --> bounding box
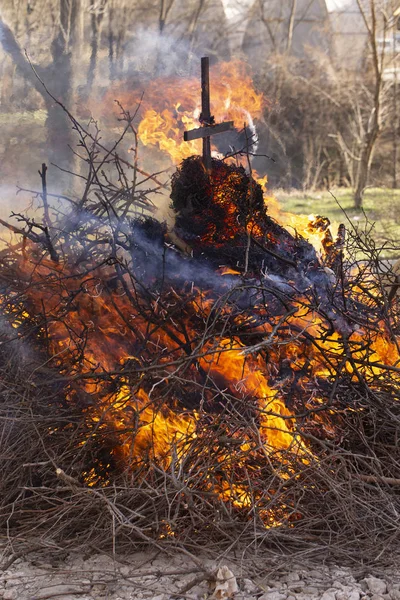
[0,109,47,126]
[274,187,400,258]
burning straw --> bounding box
[0,99,400,568]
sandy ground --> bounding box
[0,549,399,600]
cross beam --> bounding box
[183,121,234,142]
[183,56,235,172]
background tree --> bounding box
[352,0,387,207]
[326,0,398,207]
[0,0,79,180]
[0,0,400,201]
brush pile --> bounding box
[0,113,400,566]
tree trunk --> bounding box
[392,26,398,189]
[0,17,47,98]
[0,4,78,181]
[353,0,383,209]
[46,0,78,176]
[86,0,106,96]
[286,0,298,54]
[354,132,377,208]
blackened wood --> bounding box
[201,57,211,121]
[201,57,212,172]
[39,163,51,229]
[184,121,234,142]
[183,56,235,173]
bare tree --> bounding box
[256,0,399,197]
[158,0,176,33]
[286,0,298,53]
[326,0,399,207]
[87,0,108,94]
[351,0,386,207]
[0,0,79,175]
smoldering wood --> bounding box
[171,156,314,275]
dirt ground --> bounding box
[0,548,399,600]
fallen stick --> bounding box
[356,474,400,486]
[173,570,214,597]
[31,587,89,600]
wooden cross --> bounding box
[183,56,234,172]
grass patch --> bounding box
[274,187,400,259]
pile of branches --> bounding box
[0,105,400,569]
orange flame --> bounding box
[99,60,264,165]
[138,61,264,164]
[6,237,400,511]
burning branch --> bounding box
[38,163,52,229]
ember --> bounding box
[1,56,400,560]
[171,155,317,273]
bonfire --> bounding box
[0,57,399,563]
